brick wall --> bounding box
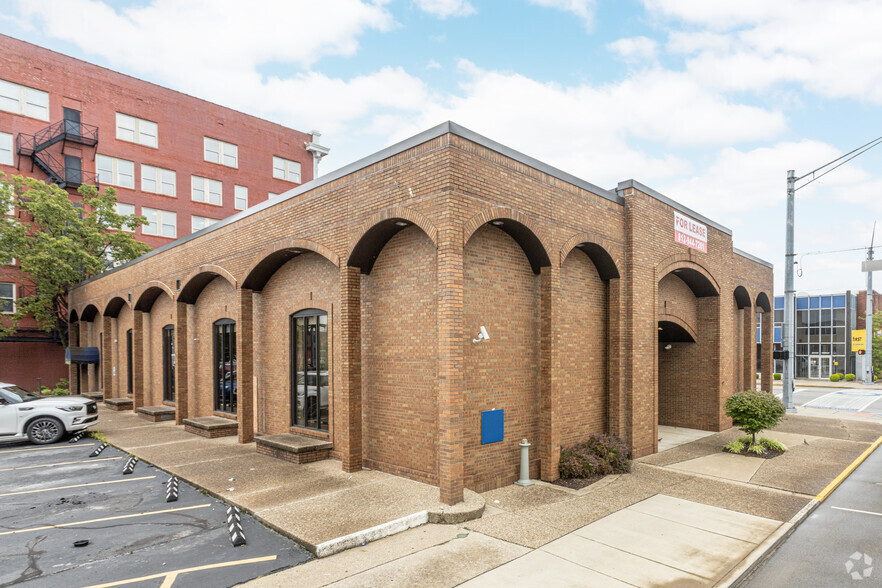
[463,225,540,492]
[362,227,439,484]
[558,248,608,447]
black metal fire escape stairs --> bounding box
[16,118,99,189]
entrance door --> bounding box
[126,328,133,395]
[213,319,236,413]
[819,356,832,379]
[290,310,328,431]
[162,325,175,402]
[63,107,81,137]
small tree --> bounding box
[0,174,150,346]
[724,390,786,444]
[873,311,882,379]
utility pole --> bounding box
[865,224,875,384]
[782,135,882,407]
[783,171,796,411]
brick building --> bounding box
[69,122,773,504]
[0,35,327,390]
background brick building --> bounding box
[70,122,773,504]
[0,35,327,390]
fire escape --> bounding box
[16,110,99,189]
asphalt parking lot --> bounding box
[0,436,311,587]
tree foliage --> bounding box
[724,390,786,444]
[873,311,881,378]
[0,174,150,346]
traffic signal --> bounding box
[858,349,865,355]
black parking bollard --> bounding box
[166,476,179,502]
[89,443,108,457]
[122,456,138,475]
[226,506,246,547]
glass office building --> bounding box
[772,293,858,379]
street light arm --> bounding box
[795,135,882,191]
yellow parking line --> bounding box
[0,503,211,536]
[816,434,882,501]
[0,475,155,497]
[83,555,278,588]
[0,444,96,454]
[0,456,121,472]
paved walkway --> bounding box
[95,407,882,587]
[246,415,882,587]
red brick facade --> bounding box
[0,34,320,390]
[69,123,773,504]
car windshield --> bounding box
[0,385,40,403]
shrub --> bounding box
[559,434,632,479]
[724,439,746,454]
[759,437,788,452]
[725,390,786,444]
[748,443,766,455]
[830,373,842,382]
[41,378,70,396]
[773,373,782,380]
[846,373,856,381]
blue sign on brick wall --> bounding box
[482,409,504,444]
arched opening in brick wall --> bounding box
[135,286,175,408]
[755,292,773,392]
[179,271,237,419]
[733,286,753,394]
[102,297,131,401]
[75,304,102,397]
[558,243,620,449]
[356,222,439,484]
[657,266,721,434]
[249,249,339,438]
[464,221,548,492]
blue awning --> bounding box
[66,346,100,364]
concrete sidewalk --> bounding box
[243,414,882,587]
[94,408,484,557]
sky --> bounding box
[2,0,882,296]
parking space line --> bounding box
[83,554,278,588]
[0,475,155,497]
[0,443,96,454]
[832,506,882,517]
[0,503,211,536]
[0,456,121,472]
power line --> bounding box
[795,135,882,191]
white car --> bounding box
[0,382,98,444]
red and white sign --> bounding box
[674,212,707,253]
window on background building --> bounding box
[204,137,238,167]
[141,164,176,196]
[0,282,14,313]
[96,154,135,189]
[191,215,218,232]
[0,79,49,120]
[273,156,301,183]
[116,113,158,148]
[191,175,222,205]
[0,131,12,165]
[213,319,236,413]
[141,207,176,238]
[115,202,136,232]
[289,309,329,431]
[234,185,247,210]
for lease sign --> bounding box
[674,212,707,253]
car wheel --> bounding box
[26,417,65,445]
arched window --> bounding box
[162,325,175,402]
[213,319,236,413]
[290,309,328,431]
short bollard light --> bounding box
[514,438,534,487]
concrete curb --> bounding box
[314,511,429,558]
[718,499,820,587]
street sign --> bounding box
[862,259,882,272]
[852,329,866,352]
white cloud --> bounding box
[529,0,596,29]
[607,36,658,63]
[646,0,882,103]
[413,0,475,18]
[426,59,442,70]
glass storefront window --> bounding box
[797,310,808,327]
